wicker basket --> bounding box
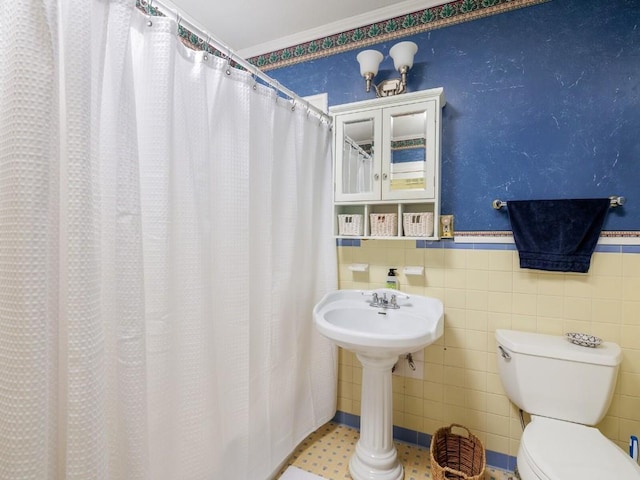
[403,212,434,237]
[338,214,363,236]
[370,213,398,237]
[430,424,486,480]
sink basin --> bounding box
[313,288,444,480]
[313,288,444,357]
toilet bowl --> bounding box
[517,416,640,479]
[495,329,640,479]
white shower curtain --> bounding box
[0,1,337,479]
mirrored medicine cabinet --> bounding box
[330,88,445,240]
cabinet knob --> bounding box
[374,173,380,181]
[382,173,388,180]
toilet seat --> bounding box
[519,417,640,479]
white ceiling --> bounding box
[163,0,448,58]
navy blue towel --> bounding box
[506,198,610,273]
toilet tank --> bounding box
[496,329,621,426]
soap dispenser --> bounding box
[385,268,398,290]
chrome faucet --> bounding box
[361,290,408,309]
[370,292,400,309]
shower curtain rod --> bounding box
[345,136,372,160]
[141,0,332,125]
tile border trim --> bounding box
[332,410,517,472]
[455,230,640,240]
[336,231,640,248]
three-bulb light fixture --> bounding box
[356,41,418,97]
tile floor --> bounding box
[276,422,515,480]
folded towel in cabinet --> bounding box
[506,198,610,273]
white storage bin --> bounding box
[370,213,398,237]
[403,212,434,237]
[338,214,363,236]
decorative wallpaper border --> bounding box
[392,138,427,150]
[136,1,245,70]
[454,230,515,238]
[248,0,550,71]
[137,0,549,73]
[455,231,640,239]
[446,230,640,249]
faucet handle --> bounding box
[360,290,380,305]
[360,290,377,297]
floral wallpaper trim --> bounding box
[455,231,640,239]
[136,1,247,71]
[391,138,426,150]
[248,0,550,71]
[454,231,515,238]
[136,0,549,73]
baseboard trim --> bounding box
[332,410,517,472]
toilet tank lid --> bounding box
[496,329,622,366]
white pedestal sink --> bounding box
[313,289,444,480]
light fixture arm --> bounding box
[356,41,418,98]
[363,72,375,93]
[372,77,406,97]
[399,65,409,89]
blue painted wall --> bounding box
[269,0,640,231]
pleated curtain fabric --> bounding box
[0,1,337,479]
[0,1,61,478]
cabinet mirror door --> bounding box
[383,101,436,200]
[334,110,382,202]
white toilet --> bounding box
[495,329,640,479]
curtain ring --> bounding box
[145,0,154,25]
[202,35,211,60]
[225,50,233,75]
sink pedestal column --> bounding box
[350,353,403,480]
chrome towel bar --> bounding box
[492,195,626,210]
